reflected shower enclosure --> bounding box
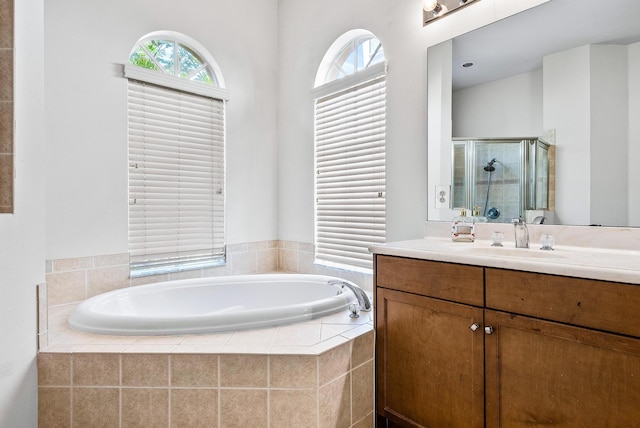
[452,138,552,223]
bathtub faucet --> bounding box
[328,280,372,312]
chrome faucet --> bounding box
[512,217,529,248]
[328,280,372,312]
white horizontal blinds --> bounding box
[315,76,386,269]
[128,79,225,276]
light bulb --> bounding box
[423,0,439,12]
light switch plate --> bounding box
[435,185,450,209]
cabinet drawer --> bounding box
[486,268,640,338]
[375,255,484,306]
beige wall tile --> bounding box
[73,353,119,386]
[38,282,48,335]
[38,332,49,350]
[87,265,130,297]
[168,269,202,281]
[270,354,318,388]
[219,354,268,387]
[171,389,217,428]
[38,353,71,386]
[319,341,351,386]
[130,273,168,286]
[52,256,93,272]
[0,152,13,211]
[122,354,168,387]
[0,0,13,49]
[38,387,70,428]
[351,361,374,422]
[122,388,169,428]
[351,330,374,368]
[247,241,269,251]
[226,243,247,253]
[93,253,129,267]
[352,413,375,428]
[230,250,257,275]
[279,240,300,250]
[0,49,13,101]
[73,387,119,427]
[257,248,278,273]
[319,374,351,428]
[278,248,299,272]
[273,323,322,347]
[298,249,318,274]
[171,354,218,387]
[46,270,86,305]
[0,101,12,154]
[270,389,318,427]
[220,389,267,428]
[202,263,231,277]
[299,242,315,253]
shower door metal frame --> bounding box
[451,137,550,221]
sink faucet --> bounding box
[328,280,372,312]
[512,217,529,248]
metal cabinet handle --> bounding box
[470,323,480,332]
[484,326,494,335]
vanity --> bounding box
[371,224,640,427]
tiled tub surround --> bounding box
[40,240,374,427]
[41,240,373,347]
[38,310,374,428]
[44,240,373,308]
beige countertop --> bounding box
[370,237,640,285]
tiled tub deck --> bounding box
[38,304,374,428]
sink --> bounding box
[466,246,566,259]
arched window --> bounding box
[321,35,384,83]
[125,32,228,277]
[312,30,387,271]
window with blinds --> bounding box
[314,75,386,270]
[127,79,226,277]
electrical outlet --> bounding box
[435,185,450,209]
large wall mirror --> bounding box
[427,0,640,227]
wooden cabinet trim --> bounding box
[375,255,484,306]
[486,268,640,338]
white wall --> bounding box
[544,44,631,226]
[590,45,628,227]
[43,0,549,258]
[427,40,454,222]
[277,0,429,243]
[277,0,549,242]
[452,69,543,138]
[543,46,592,226]
[0,0,45,426]
[44,0,279,259]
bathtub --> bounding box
[68,274,363,336]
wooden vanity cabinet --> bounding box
[485,268,640,426]
[375,255,640,427]
[375,256,485,427]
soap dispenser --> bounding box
[472,206,488,223]
[451,208,475,242]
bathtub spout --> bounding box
[328,280,372,312]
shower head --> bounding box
[484,158,497,172]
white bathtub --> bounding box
[68,274,363,336]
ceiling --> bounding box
[451,0,640,90]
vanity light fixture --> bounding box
[423,0,481,26]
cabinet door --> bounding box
[485,310,640,427]
[376,287,484,427]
